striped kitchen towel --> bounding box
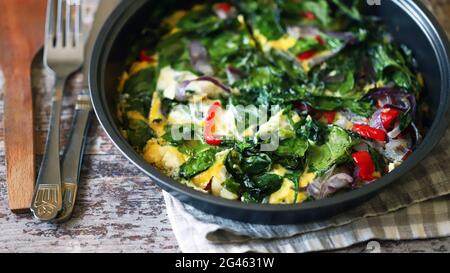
[164,128,450,253]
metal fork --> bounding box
[31,0,84,221]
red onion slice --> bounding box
[195,76,233,94]
[189,41,214,76]
[308,173,354,200]
[387,121,402,139]
[225,66,244,85]
[369,108,384,130]
[366,88,417,116]
[384,139,411,162]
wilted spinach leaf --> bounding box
[126,120,155,150]
[223,178,242,195]
[241,191,261,204]
[306,96,373,117]
[123,68,156,95]
[241,153,272,177]
[180,148,217,179]
[251,173,283,195]
[369,44,420,95]
[368,146,386,174]
[399,110,413,131]
[237,0,285,40]
[308,126,353,173]
[331,0,362,21]
[297,116,327,145]
[276,137,309,158]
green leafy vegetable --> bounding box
[179,148,217,179]
[241,153,273,177]
[237,0,285,40]
[369,44,420,95]
[251,173,283,195]
[331,0,362,21]
[126,120,154,150]
[297,116,327,145]
[400,111,413,131]
[123,68,156,95]
[275,137,309,158]
[369,146,386,174]
[272,137,309,170]
[223,178,242,195]
[308,126,353,173]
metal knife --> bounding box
[55,0,121,222]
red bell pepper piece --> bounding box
[315,35,326,46]
[380,108,400,130]
[320,111,336,124]
[216,3,232,13]
[297,50,317,61]
[302,11,316,20]
[352,151,377,181]
[204,101,222,146]
[352,124,386,142]
[139,49,155,63]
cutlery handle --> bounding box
[31,77,66,221]
[56,89,92,222]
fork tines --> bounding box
[46,0,82,49]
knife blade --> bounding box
[56,0,121,222]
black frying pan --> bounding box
[90,0,450,224]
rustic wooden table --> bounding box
[0,0,449,253]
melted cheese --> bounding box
[257,110,294,140]
[143,140,188,176]
[157,66,197,100]
[167,104,193,125]
[185,80,226,100]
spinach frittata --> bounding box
[117,0,425,204]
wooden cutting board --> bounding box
[0,0,47,213]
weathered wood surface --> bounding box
[0,0,450,253]
[0,0,47,212]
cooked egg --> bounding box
[269,179,307,204]
[143,139,188,176]
[129,61,153,75]
[148,92,167,137]
[192,150,231,190]
[299,170,316,188]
